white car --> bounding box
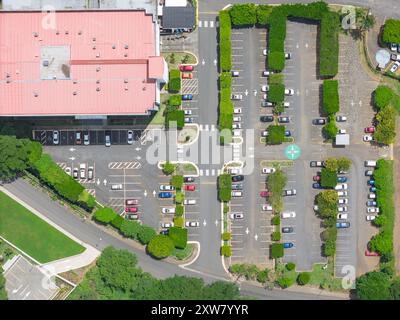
[284,88,294,96]
[88,166,94,180]
[261,130,269,137]
[232,123,242,129]
[263,94,268,100]
[183,199,197,205]
[184,109,193,115]
[262,49,268,56]
[111,184,123,190]
[338,198,349,205]
[232,71,240,77]
[127,130,134,145]
[262,204,273,211]
[285,52,292,59]
[230,213,244,220]
[337,213,348,220]
[365,160,377,167]
[234,108,242,114]
[185,221,200,227]
[228,168,242,175]
[64,167,71,176]
[161,222,174,228]
[281,211,296,219]
[335,183,348,190]
[233,116,242,122]
[160,185,175,191]
[284,189,297,196]
[338,129,347,134]
[262,167,276,174]
[283,101,290,107]
[231,191,243,197]
[368,193,376,199]
[261,85,269,92]
[337,191,348,197]
[390,61,400,73]
[336,116,347,122]
[338,206,348,212]
[162,207,175,214]
[366,215,376,221]
[363,135,373,142]
[53,130,59,145]
[390,43,398,51]
[367,207,380,213]
[262,70,273,77]
[231,94,243,100]
[79,163,86,179]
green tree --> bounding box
[93,207,117,224]
[147,235,174,259]
[267,168,287,212]
[271,243,284,259]
[322,80,339,115]
[324,158,338,171]
[120,220,141,239]
[267,125,285,145]
[369,231,393,256]
[315,190,338,219]
[320,168,337,188]
[168,227,188,249]
[324,239,336,257]
[256,5,273,25]
[268,84,285,103]
[277,276,295,289]
[202,281,240,300]
[337,157,351,172]
[389,278,400,300]
[171,175,184,190]
[382,19,400,44]
[137,225,157,245]
[297,272,311,285]
[356,271,391,300]
[221,245,232,257]
[373,85,394,110]
[229,3,257,26]
[286,262,296,271]
[162,162,176,175]
[374,106,396,145]
[256,269,269,284]
[271,231,281,241]
[323,117,338,140]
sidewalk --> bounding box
[393,121,400,275]
[0,186,100,274]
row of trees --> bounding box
[165,94,184,130]
[69,246,240,300]
[322,80,340,140]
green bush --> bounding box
[221,245,232,257]
[323,80,339,115]
[297,272,311,285]
[220,72,232,89]
[337,157,352,172]
[137,225,157,245]
[319,12,339,77]
[162,162,176,175]
[147,235,175,259]
[267,125,285,145]
[256,269,269,283]
[93,207,117,224]
[374,106,396,145]
[171,175,184,190]
[382,19,400,44]
[370,231,393,256]
[111,215,124,229]
[168,227,188,249]
[277,276,295,289]
[320,168,337,188]
[323,117,338,140]
[168,69,181,93]
[315,190,338,220]
[77,190,96,211]
[219,10,232,71]
[271,243,284,259]
[165,110,184,130]
[256,5,273,25]
[268,74,284,85]
[356,271,391,300]
[173,217,184,228]
[268,51,285,72]
[175,191,184,204]
[120,220,141,239]
[229,3,257,26]
[321,227,337,242]
[271,215,280,226]
[218,174,232,202]
[175,204,184,216]
[373,86,394,110]
[268,84,285,103]
[222,232,231,241]
[286,262,296,271]
[324,239,336,257]
[271,231,281,241]
[169,94,182,107]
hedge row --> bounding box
[229,3,257,26]
[323,80,339,115]
[319,11,340,77]
[218,173,232,202]
[219,10,232,72]
[168,69,181,93]
[32,154,95,210]
[382,19,400,44]
[165,109,185,130]
[266,125,285,145]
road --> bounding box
[3,178,344,299]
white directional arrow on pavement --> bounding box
[213,59,217,66]
[255,234,259,241]
[203,219,207,227]
[69,157,75,161]
[215,219,218,226]
[296,43,299,49]
[153,190,156,197]
[245,227,249,235]
[69,147,76,152]
[305,43,309,48]
[136,156,141,160]
[351,100,355,107]
[96,178,100,186]
[144,190,148,197]
[103,179,107,186]
[359,100,363,106]
[245,89,248,96]
[135,147,141,151]
[202,59,205,66]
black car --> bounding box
[278,116,290,123]
[313,118,326,125]
[313,183,322,189]
[160,229,169,235]
[260,115,274,122]
[232,175,244,182]
[282,227,294,233]
[184,177,195,183]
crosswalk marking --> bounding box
[108,161,141,170]
[199,124,217,131]
[198,20,202,28]
[198,20,218,28]
[210,21,214,28]
[204,21,208,28]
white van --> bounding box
[368,193,376,199]
[262,204,273,211]
[282,211,296,218]
[184,199,197,205]
[111,184,123,190]
[364,160,377,167]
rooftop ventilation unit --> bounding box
[96,87,101,92]
[124,79,128,83]
[43,60,49,67]
[65,30,69,35]
[73,91,77,96]
[34,92,38,97]
[96,67,101,72]
[124,54,128,57]
[112,45,116,49]
[73,80,78,84]
[96,80,100,84]
[93,37,96,42]
[96,53,100,58]
[33,32,38,37]
[56,30,59,35]
[124,45,129,49]
[125,86,128,91]
[78,31,82,35]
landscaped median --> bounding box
[322,80,340,140]
[0,191,85,264]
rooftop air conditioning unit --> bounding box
[43,60,49,67]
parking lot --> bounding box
[181,67,200,126]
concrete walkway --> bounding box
[0,186,100,274]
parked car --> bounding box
[338,129,347,134]
[105,131,111,147]
[232,175,244,182]
[184,117,194,124]
[390,43,398,51]
[111,184,123,190]
[285,88,294,96]
[83,132,90,145]
[285,52,292,59]
[338,206,348,212]
[313,175,321,181]
[161,222,174,228]
[337,191,348,197]
[228,168,242,175]
[336,115,347,122]
[79,163,86,179]
[126,213,139,220]
[310,161,324,167]
[159,229,169,235]
[313,183,322,189]
[313,118,326,125]
[313,205,319,211]
[87,166,94,180]
[75,131,82,145]
[260,191,271,198]
[282,211,296,219]
[391,53,400,61]
[260,115,274,122]
[262,167,276,174]
[232,123,242,129]
[185,221,200,227]
[125,207,138,213]
[283,189,296,196]
[337,213,348,220]
[182,94,193,100]
[283,242,294,248]
[181,72,193,79]
[262,204,273,211]
[127,130,134,145]
[390,61,400,73]
[232,71,240,77]
[184,177,195,183]
[283,101,290,107]
[366,200,377,207]
[335,183,348,190]
[53,130,59,145]
[282,227,294,233]
[365,127,375,133]
[230,213,244,220]
[233,116,242,122]
[368,193,376,199]
[160,185,175,191]
[363,135,373,142]
[234,107,242,114]
[231,191,243,197]
[73,168,78,179]
[365,160,377,167]
[159,192,173,198]
[184,109,193,116]
[184,199,197,205]
[126,199,139,206]
[232,183,243,190]
[365,248,379,256]
[231,94,243,100]
[180,65,194,72]
[365,170,374,176]
[261,101,273,107]
[278,116,290,123]
[285,130,291,137]
[370,186,377,192]
[184,184,196,191]
[262,49,268,56]
[261,85,269,92]
[338,198,349,205]
[366,215,377,221]
[262,70,274,77]
[337,176,347,183]
[336,221,350,228]
[367,207,380,213]
[162,207,175,214]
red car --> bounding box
[182,73,193,79]
[260,191,271,198]
[313,175,321,181]
[125,199,139,206]
[185,185,196,191]
[180,65,194,72]
[365,127,375,133]
[125,207,138,213]
[365,249,380,257]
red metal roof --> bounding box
[0,10,165,116]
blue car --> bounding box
[337,176,347,183]
[336,221,350,228]
[366,200,377,206]
[283,242,294,249]
[368,180,375,186]
[370,186,377,192]
[313,183,322,189]
[285,130,291,137]
[159,192,173,198]
[182,94,193,100]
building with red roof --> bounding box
[0,10,168,118]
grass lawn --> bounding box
[0,191,85,264]
[172,243,194,260]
